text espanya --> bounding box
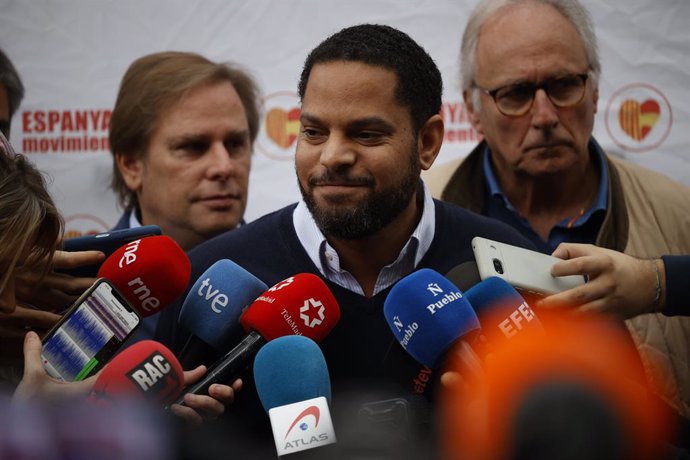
[22,109,111,133]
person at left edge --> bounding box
[108,51,261,342]
[155,24,534,449]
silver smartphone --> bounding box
[471,236,586,296]
[41,278,141,382]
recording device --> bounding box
[177,259,268,368]
[254,335,336,457]
[464,276,544,344]
[383,268,481,369]
[97,235,191,318]
[59,225,162,278]
[472,236,586,296]
[41,278,141,382]
[88,340,184,407]
[172,273,340,405]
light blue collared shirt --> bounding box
[293,182,436,296]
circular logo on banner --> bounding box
[256,91,301,161]
[63,214,110,239]
[604,83,672,153]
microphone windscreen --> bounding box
[445,261,482,292]
[254,335,331,412]
[179,259,268,350]
[90,340,184,407]
[463,276,543,343]
[383,268,480,369]
[97,235,191,317]
[240,273,340,343]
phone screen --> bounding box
[41,280,141,382]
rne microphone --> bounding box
[384,268,480,369]
[177,259,268,368]
[97,235,191,318]
[172,273,340,405]
[88,340,184,408]
[254,335,336,457]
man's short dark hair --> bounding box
[297,24,443,133]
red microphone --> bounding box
[172,273,340,405]
[97,235,191,317]
[89,340,184,407]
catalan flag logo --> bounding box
[618,98,661,142]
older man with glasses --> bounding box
[424,0,690,422]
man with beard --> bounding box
[156,24,531,455]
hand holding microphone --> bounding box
[172,273,340,405]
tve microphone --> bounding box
[89,340,184,407]
[173,273,340,404]
[254,335,336,457]
[463,276,543,345]
[384,268,480,369]
[177,259,268,368]
[97,235,191,317]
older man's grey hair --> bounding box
[460,0,601,110]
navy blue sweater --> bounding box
[156,200,533,455]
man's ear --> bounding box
[115,152,144,192]
[417,114,444,171]
[463,89,484,135]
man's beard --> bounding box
[298,147,421,240]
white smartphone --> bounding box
[471,236,586,296]
[41,278,141,382]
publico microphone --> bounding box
[177,259,268,368]
[172,273,340,405]
[254,335,336,457]
[97,235,191,318]
[88,340,184,407]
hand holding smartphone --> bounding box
[471,237,586,296]
[41,279,141,382]
[59,225,162,278]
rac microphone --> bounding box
[177,259,268,368]
[172,273,340,405]
[384,268,481,369]
[88,340,184,408]
[254,335,336,457]
[97,235,191,318]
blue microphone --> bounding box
[383,268,480,369]
[177,259,267,368]
[254,335,336,456]
[463,276,543,344]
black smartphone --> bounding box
[41,278,141,382]
[59,225,162,277]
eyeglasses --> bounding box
[474,73,590,117]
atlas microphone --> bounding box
[88,340,184,408]
[97,235,191,317]
[172,273,340,405]
[177,259,268,368]
[254,335,336,457]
